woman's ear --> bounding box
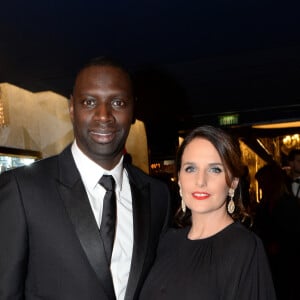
[178,176,182,196]
[231,177,239,189]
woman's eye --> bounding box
[209,166,222,173]
[184,165,196,173]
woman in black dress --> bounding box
[139,125,277,300]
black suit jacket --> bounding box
[0,145,171,300]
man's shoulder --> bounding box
[125,163,151,179]
[125,164,169,187]
[3,147,70,180]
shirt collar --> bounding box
[71,140,124,191]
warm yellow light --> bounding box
[282,134,300,149]
[252,121,300,129]
[0,87,6,127]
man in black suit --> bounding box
[0,56,171,300]
[288,148,300,199]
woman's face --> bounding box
[178,137,234,217]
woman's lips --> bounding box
[192,192,209,200]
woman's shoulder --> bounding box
[160,223,264,251]
[219,222,265,252]
[162,223,260,244]
[160,226,189,243]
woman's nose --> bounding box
[196,171,206,187]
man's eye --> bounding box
[112,99,125,108]
[83,99,96,107]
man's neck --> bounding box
[292,173,300,179]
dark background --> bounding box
[1,0,300,158]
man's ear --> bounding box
[69,94,74,123]
[131,116,136,125]
[131,96,138,124]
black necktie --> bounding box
[99,175,116,262]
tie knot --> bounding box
[99,175,115,191]
[293,178,300,184]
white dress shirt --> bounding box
[292,177,300,198]
[71,141,133,300]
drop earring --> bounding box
[181,199,186,213]
[227,188,235,214]
[179,185,186,213]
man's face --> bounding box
[69,65,134,168]
[290,154,300,177]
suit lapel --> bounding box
[124,165,151,300]
[57,146,116,299]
